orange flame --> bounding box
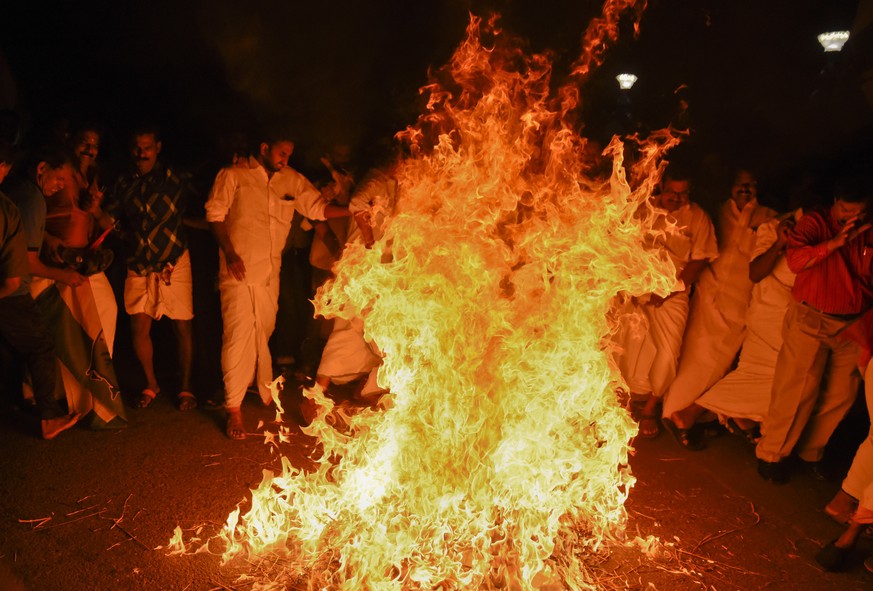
[188,3,684,589]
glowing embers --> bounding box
[194,7,680,591]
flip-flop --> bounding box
[662,417,705,451]
[725,417,761,445]
[178,391,197,411]
[138,388,159,409]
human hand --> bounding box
[829,216,872,251]
[225,251,246,281]
[42,234,65,263]
[61,269,86,287]
[776,217,795,246]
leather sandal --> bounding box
[662,417,705,451]
[138,388,159,409]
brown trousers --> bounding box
[756,300,861,463]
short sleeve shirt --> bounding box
[5,177,46,297]
[0,191,30,296]
[205,158,327,286]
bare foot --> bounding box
[226,410,246,440]
[825,489,858,525]
[177,391,197,411]
[41,413,82,440]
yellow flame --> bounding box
[200,4,683,589]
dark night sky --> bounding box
[0,0,869,185]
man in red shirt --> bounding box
[756,178,873,483]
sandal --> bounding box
[637,414,661,439]
[226,411,246,440]
[725,417,761,445]
[178,391,197,411]
[138,388,159,409]
[815,540,852,572]
[662,417,705,451]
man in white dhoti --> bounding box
[206,133,351,439]
[670,212,797,442]
[307,162,400,422]
[661,167,777,449]
[613,163,717,440]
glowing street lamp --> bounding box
[616,73,638,90]
[817,31,850,52]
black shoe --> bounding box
[803,460,835,482]
[815,540,852,572]
[757,459,788,484]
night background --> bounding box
[2,3,873,590]
[1,0,871,198]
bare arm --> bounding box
[323,204,352,219]
[749,220,792,282]
[354,211,376,248]
[678,258,708,287]
[648,258,708,307]
[209,220,246,281]
[27,252,85,287]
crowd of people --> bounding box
[0,114,872,573]
[612,157,873,573]
[0,118,402,442]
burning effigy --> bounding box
[172,1,685,589]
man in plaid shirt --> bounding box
[99,127,196,411]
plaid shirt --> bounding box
[108,161,188,275]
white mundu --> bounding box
[205,157,329,408]
[662,198,776,418]
[696,217,796,421]
[614,201,718,398]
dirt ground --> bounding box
[0,378,870,591]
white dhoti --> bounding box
[614,293,689,398]
[696,273,791,421]
[220,279,280,409]
[318,317,384,395]
[842,363,873,507]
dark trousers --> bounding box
[272,247,314,364]
[0,294,64,419]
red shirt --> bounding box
[787,208,873,315]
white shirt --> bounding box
[205,158,328,285]
[348,169,397,243]
[647,202,719,290]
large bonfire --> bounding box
[177,1,685,589]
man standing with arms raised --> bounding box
[206,132,350,439]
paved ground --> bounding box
[0,378,870,591]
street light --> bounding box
[616,73,638,90]
[817,31,850,52]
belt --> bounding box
[799,301,861,321]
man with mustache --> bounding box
[613,162,718,443]
[756,177,873,484]
[97,127,195,412]
[206,131,351,439]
